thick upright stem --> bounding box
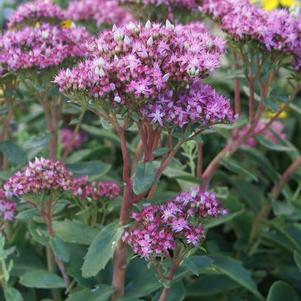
[43,201,70,289]
[112,127,133,300]
[248,77,255,122]
[158,261,179,301]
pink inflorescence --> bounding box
[60,128,87,152]
[237,120,287,148]
[141,81,234,127]
[66,0,134,27]
[3,157,73,198]
[71,176,120,201]
[0,23,92,72]
[8,0,65,29]
[124,188,227,259]
[55,21,234,128]
[200,0,299,55]
[120,0,199,10]
[0,189,16,221]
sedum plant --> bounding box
[1,0,301,301]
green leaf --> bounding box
[205,210,243,229]
[82,222,122,278]
[211,255,262,299]
[67,161,110,179]
[65,285,115,301]
[0,141,27,165]
[182,256,213,276]
[257,136,294,152]
[124,259,161,298]
[81,124,120,145]
[50,237,70,263]
[23,134,50,159]
[293,251,301,271]
[53,220,98,245]
[19,271,65,288]
[4,287,23,301]
[267,281,299,301]
[220,157,258,181]
[133,162,156,195]
[186,274,239,297]
[66,149,93,164]
[15,208,38,220]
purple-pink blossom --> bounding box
[4,157,73,198]
[120,0,199,10]
[55,21,233,128]
[66,0,134,27]
[0,23,92,72]
[200,0,299,55]
[236,120,287,148]
[124,188,227,259]
[0,189,16,221]
[8,0,65,29]
[71,176,120,201]
[60,128,87,152]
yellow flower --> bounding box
[61,20,73,29]
[264,110,288,119]
[35,21,40,28]
[262,0,298,10]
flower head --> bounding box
[66,0,134,27]
[60,128,87,152]
[0,23,92,72]
[55,21,233,128]
[4,157,73,198]
[0,189,16,221]
[124,188,227,259]
[71,176,120,201]
[8,0,65,29]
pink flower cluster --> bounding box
[55,21,233,128]
[0,23,92,72]
[8,0,65,29]
[71,176,120,201]
[120,0,198,10]
[66,0,134,27]
[200,0,299,55]
[141,81,234,127]
[237,120,287,148]
[60,128,87,152]
[0,189,16,221]
[3,157,73,198]
[124,188,227,259]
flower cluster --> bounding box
[237,120,287,147]
[0,0,93,74]
[55,21,233,128]
[66,0,134,27]
[124,188,227,259]
[60,128,87,152]
[71,176,120,201]
[8,0,65,29]
[3,157,73,198]
[0,189,16,221]
[200,0,298,54]
[120,0,198,10]
[0,23,92,72]
[141,81,234,127]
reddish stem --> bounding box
[111,126,133,300]
[158,261,180,301]
[249,77,255,122]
